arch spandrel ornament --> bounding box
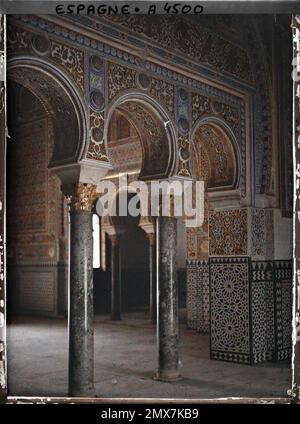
[7,22,111,188]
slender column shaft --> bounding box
[148,233,157,323]
[156,216,179,381]
[69,210,94,396]
[111,235,122,320]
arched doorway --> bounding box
[190,120,239,261]
[186,120,239,333]
[6,81,70,318]
[6,54,88,318]
[6,61,98,396]
[112,193,149,318]
[94,94,177,323]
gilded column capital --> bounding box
[67,183,97,212]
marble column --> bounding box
[156,216,179,381]
[110,234,122,320]
[148,233,157,324]
[68,183,96,397]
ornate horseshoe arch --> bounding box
[7,56,88,169]
[105,92,177,181]
[191,116,241,193]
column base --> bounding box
[154,370,181,382]
[68,385,95,398]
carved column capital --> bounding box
[67,183,97,212]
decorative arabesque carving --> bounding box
[191,93,239,139]
[7,23,85,93]
[177,135,191,178]
[108,62,137,101]
[87,110,108,162]
[149,76,174,115]
[103,15,253,84]
[50,41,84,92]
[108,62,175,116]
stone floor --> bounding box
[7,312,291,399]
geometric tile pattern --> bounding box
[274,261,293,361]
[210,257,251,364]
[251,261,276,363]
[210,257,292,365]
[186,260,209,334]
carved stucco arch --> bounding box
[7,56,88,169]
[104,92,177,181]
[191,117,241,193]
